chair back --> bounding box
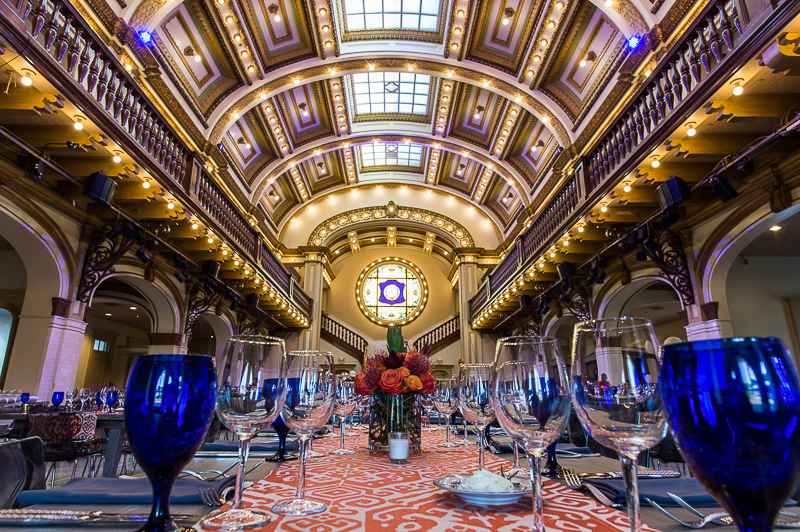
[0,437,45,508]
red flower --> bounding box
[379,369,405,395]
[420,373,436,395]
[354,373,375,396]
[384,350,405,370]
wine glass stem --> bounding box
[619,453,641,532]
[528,450,545,532]
[339,417,346,450]
[477,427,485,470]
[513,441,520,469]
[295,436,310,501]
[232,435,252,510]
[445,417,451,444]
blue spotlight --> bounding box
[139,31,152,44]
[627,36,640,50]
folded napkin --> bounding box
[17,475,235,505]
[0,419,14,436]
[584,477,717,507]
[203,439,298,452]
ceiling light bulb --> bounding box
[600,205,608,212]
[770,225,782,231]
[555,1,564,7]
[644,69,652,77]
[407,65,414,71]
[73,119,84,130]
[549,251,555,258]
[322,25,329,32]
[455,27,462,35]
[319,7,326,15]
[242,51,249,58]
[20,72,33,86]
[192,223,198,229]
[451,43,459,50]
[578,226,584,233]
[225,16,233,23]
[112,154,122,163]
[457,9,464,16]
[502,15,509,24]
[325,41,332,48]
[368,64,375,71]
[540,38,548,47]
[580,59,587,67]
[194,54,201,62]
[651,158,660,168]
[247,66,255,73]
[142,181,150,189]
[167,202,175,209]
[547,20,555,28]
[623,184,632,192]
[207,237,214,243]
[273,13,281,21]
[732,83,744,96]
[687,126,697,136]
[605,0,612,5]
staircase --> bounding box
[320,315,368,364]
[412,315,460,354]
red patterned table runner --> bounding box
[27,412,99,442]
[236,431,656,532]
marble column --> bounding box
[298,251,324,351]
[456,254,482,363]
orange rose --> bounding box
[405,375,423,391]
[397,367,411,379]
[379,369,405,395]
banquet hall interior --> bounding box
[0,0,799,526]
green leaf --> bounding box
[386,326,404,353]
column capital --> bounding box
[296,246,330,263]
[51,297,71,318]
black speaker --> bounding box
[16,155,44,180]
[246,293,260,307]
[709,175,738,203]
[83,171,118,206]
[519,295,532,308]
[557,261,575,281]
[202,260,220,279]
[655,176,689,210]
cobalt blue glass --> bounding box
[125,354,216,532]
[95,392,103,408]
[51,391,64,407]
[106,390,119,410]
[661,337,800,532]
[19,393,29,404]
[266,415,296,462]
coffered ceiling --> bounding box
[90,0,695,251]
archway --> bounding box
[187,312,234,364]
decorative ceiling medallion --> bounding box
[356,257,428,327]
[308,205,474,247]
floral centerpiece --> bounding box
[355,327,434,451]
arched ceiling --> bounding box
[97,0,689,251]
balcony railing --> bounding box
[584,0,743,194]
[196,172,258,258]
[413,315,459,353]
[18,0,189,187]
[321,315,368,364]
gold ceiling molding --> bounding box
[249,134,532,207]
[306,205,475,248]
[207,58,571,145]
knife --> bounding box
[0,509,198,525]
[579,470,681,479]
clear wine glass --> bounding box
[79,388,90,411]
[201,336,287,530]
[330,376,357,455]
[458,364,496,471]
[272,351,335,516]
[434,378,459,448]
[571,318,666,532]
[459,417,471,446]
[492,336,572,532]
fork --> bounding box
[199,481,255,506]
[645,497,800,529]
[562,467,621,508]
[668,493,800,527]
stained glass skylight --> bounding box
[357,259,428,326]
[344,0,440,31]
[352,72,430,115]
[360,142,424,169]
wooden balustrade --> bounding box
[583,0,743,193]
[321,315,368,364]
[259,239,291,295]
[291,279,313,317]
[413,315,459,353]
[520,177,579,264]
[489,243,521,296]
[195,172,258,258]
[19,0,189,186]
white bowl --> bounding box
[434,474,531,507]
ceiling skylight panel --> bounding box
[343,0,440,31]
[351,72,430,115]
[360,143,424,168]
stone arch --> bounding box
[696,190,800,322]
[0,195,72,315]
[593,264,683,320]
[89,262,184,335]
[195,312,234,364]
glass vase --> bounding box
[368,392,422,451]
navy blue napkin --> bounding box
[17,475,235,505]
[584,477,717,507]
[203,439,298,452]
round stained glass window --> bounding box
[356,258,428,327]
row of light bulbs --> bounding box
[215,0,258,76]
[524,1,566,80]
[447,5,468,52]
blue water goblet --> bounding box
[19,393,29,404]
[51,391,64,408]
[265,415,297,462]
[106,390,119,411]
[661,337,800,532]
[124,354,216,532]
[95,391,104,409]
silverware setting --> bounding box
[0,509,196,525]
[199,480,255,506]
[562,467,621,508]
[577,470,682,479]
[645,496,800,529]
